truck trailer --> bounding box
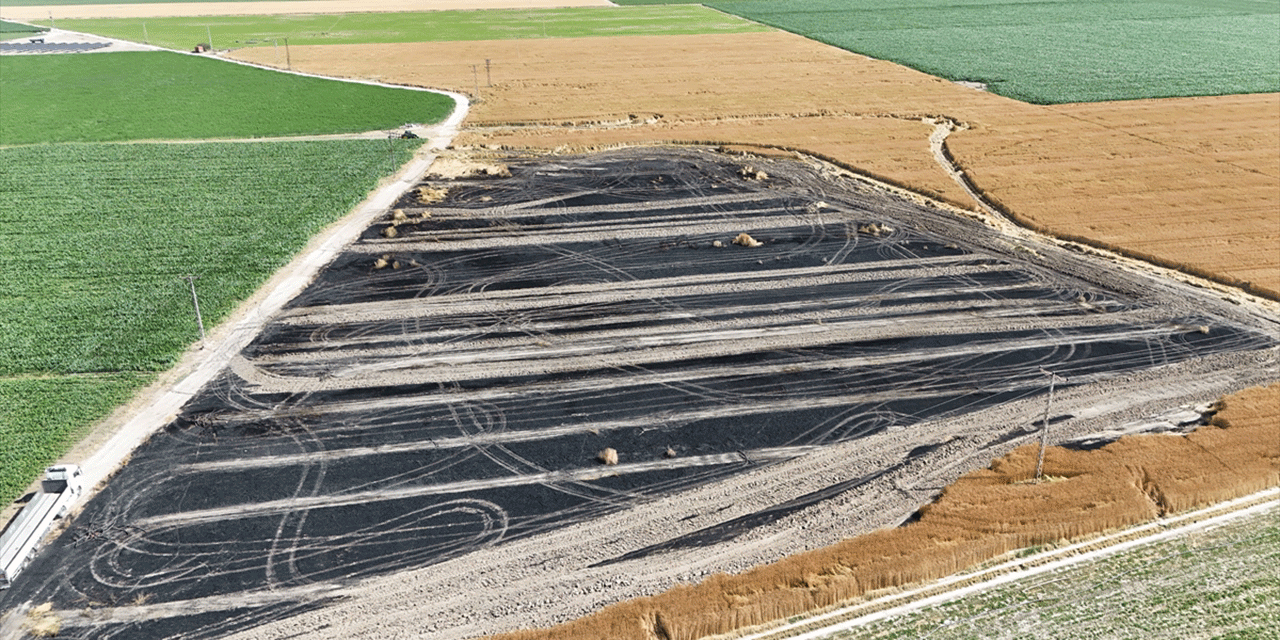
[0,465,83,589]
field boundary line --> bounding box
[730,486,1280,640]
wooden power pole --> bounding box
[1035,368,1065,481]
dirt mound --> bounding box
[2,0,612,20]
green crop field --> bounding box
[44,5,768,51]
[616,0,1280,103]
[0,51,453,144]
[827,506,1280,639]
[0,19,46,33]
[0,46,448,506]
[0,139,423,503]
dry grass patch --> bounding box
[490,384,1280,640]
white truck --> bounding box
[0,465,83,589]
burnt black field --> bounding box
[3,148,1275,639]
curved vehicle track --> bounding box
[3,147,1275,640]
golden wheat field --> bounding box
[230,30,1280,297]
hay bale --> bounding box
[733,233,763,248]
[373,255,390,270]
[391,209,409,224]
[415,186,450,204]
[381,225,398,239]
[857,222,894,237]
[597,448,619,465]
[24,603,60,638]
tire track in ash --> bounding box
[6,148,1277,640]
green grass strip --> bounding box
[0,372,154,505]
[46,5,768,51]
[0,51,454,144]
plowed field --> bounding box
[228,30,1280,297]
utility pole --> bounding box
[471,64,479,99]
[284,37,292,70]
[206,25,213,50]
[485,58,492,86]
[180,275,206,342]
[1035,368,1065,481]
[142,22,148,45]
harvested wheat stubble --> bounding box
[489,384,1280,640]
[228,31,1280,296]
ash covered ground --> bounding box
[4,148,1277,640]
